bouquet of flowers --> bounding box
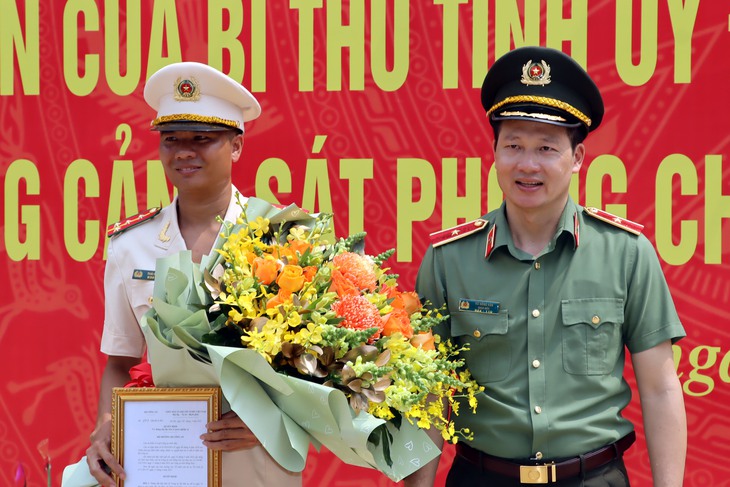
[142,196,482,480]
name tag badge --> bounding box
[132,269,156,281]
[459,298,500,315]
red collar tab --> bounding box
[107,207,162,238]
[583,207,644,235]
[430,219,489,248]
[484,224,497,258]
[573,211,580,248]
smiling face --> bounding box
[493,120,585,217]
[158,130,243,194]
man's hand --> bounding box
[201,410,259,451]
[86,415,125,487]
[87,355,140,487]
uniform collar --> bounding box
[484,199,580,260]
[224,185,246,222]
[558,197,581,250]
[484,206,510,259]
[154,186,243,251]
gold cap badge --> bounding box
[521,60,551,86]
[174,77,200,101]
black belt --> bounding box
[455,432,636,484]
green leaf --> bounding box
[369,424,395,468]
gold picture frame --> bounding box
[111,387,221,487]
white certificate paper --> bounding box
[122,400,209,487]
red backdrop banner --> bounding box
[1,1,729,485]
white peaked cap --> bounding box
[143,62,261,132]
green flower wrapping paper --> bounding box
[63,198,482,485]
[140,249,439,480]
[140,197,441,480]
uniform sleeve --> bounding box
[415,245,451,339]
[623,234,685,353]
[100,238,146,358]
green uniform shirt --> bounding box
[416,198,685,460]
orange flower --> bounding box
[333,252,377,291]
[277,264,306,292]
[381,309,414,339]
[302,265,318,282]
[273,245,297,264]
[329,268,360,298]
[267,289,292,309]
[382,283,399,299]
[244,251,257,266]
[331,295,384,341]
[411,331,435,351]
[289,240,312,260]
[391,291,421,315]
[253,257,279,285]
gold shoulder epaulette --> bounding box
[107,207,162,238]
[429,219,489,247]
[584,207,643,235]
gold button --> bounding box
[534,452,543,460]
[591,315,600,324]
[532,359,541,368]
[532,309,540,318]
[473,330,481,338]
[534,406,542,414]
[534,261,541,270]
[148,296,154,304]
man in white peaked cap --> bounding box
[85,62,302,487]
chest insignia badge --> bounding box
[459,299,500,315]
[132,269,156,281]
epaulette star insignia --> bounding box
[107,207,162,238]
[430,219,489,247]
[584,207,644,235]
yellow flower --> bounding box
[202,199,482,444]
[228,309,244,323]
[236,293,257,316]
[293,323,322,345]
[288,311,302,327]
[248,216,270,237]
[288,226,307,240]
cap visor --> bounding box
[490,113,583,129]
[151,122,240,132]
[490,103,584,129]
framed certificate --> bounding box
[111,387,222,487]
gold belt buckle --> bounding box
[519,463,556,484]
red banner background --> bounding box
[1,1,729,485]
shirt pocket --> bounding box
[451,310,511,383]
[128,278,155,322]
[561,298,625,375]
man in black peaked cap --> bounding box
[406,46,686,487]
